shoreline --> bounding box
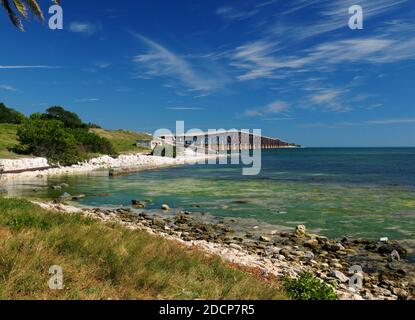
[33,200,415,300]
[0,152,221,181]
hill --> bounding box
[0,124,152,160]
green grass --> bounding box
[91,128,152,154]
[0,124,26,159]
[0,197,285,300]
[0,125,152,160]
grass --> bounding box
[0,197,285,300]
[0,124,26,159]
[0,125,152,160]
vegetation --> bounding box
[0,0,60,31]
[284,272,338,300]
[0,197,285,300]
[13,107,116,165]
[0,103,25,124]
[0,124,25,159]
[91,128,151,154]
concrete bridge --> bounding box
[152,130,293,152]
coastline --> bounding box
[0,152,220,181]
[33,200,415,300]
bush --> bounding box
[16,119,86,165]
[0,103,25,124]
[284,272,338,300]
[69,128,115,155]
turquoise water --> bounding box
[4,148,415,249]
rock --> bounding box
[161,204,170,211]
[0,188,7,195]
[378,243,407,257]
[132,200,146,208]
[380,237,389,243]
[279,248,291,258]
[52,185,62,190]
[392,288,409,300]
[330,270,349,283]
[72,194,85,201]
[388,250,401,262]
[304,239,319,249]
[59,192,72,201]
[259,236,271,242]
[295,225,306,237]
[304,251,315,259]
[324,242,345,252]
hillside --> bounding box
[0,124,25,159]
[91,128,152,154]
[0,125,152,160]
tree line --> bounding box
[0,102,116,165]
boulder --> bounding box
[259,236,271,242]
[161,204,170,211]
[387,250,401,262]
[304,239,319,249]
[330,270,349,283]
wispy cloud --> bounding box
[244,100,290,117]
[75,98,100,103]
[300,117,415,128]
[131,32,228,95]
[69,22,97,35]
[0,65,60,69]
[368,118,415,125]
[216,6,259,21]
[166,107,204,111]
[0,85,18,92]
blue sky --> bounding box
[1,0,414,147]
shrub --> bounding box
[69,128,115,155]
[0,103,26,124]
[16,119,86,165]
[284,272,338,300]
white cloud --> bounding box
[75,98,100,103]
[0,65,60,69]
[216,6,259,20]
[244,100,289,117]
[166,107,204,111]
[131,32,227,95]
[0,85,18,92]
[69,22,97,35]
[368,118,415,125]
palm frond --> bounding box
[1,0,24,31]
[13,0,27,19]
[21,0,43,20]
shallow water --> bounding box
[2,148,415,254]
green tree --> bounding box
[0,102,26,124]
[41,106,85,129]
[16,119,85,165]
[0,0,60,31]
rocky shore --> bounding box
[0,152,217,181]
[34,201,415,300]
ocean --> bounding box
[4,148,415,255]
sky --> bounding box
[0,0,414,147]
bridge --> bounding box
[152,130,295,152]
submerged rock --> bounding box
[132,200,146,208]
[378,243,407,257]
[59,192,72,201]
[72,194,86,201]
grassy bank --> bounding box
[91,129,151,154]
[0,125,151,160]
[0,124,25,159]
[0,197,285,300]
